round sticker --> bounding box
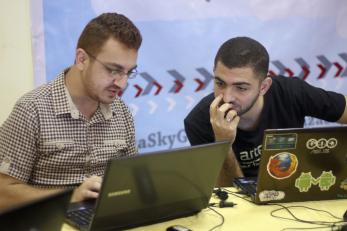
[267,152,298,179]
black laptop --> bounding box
[234,126,347,204]
[66,141,230,231]
[0,189,72,231]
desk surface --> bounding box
[62,188,347,231]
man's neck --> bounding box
[237,96,264,131]
[65,67,98,120]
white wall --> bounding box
[0,0,34,124]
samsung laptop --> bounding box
[234,126,347,204]
[0,189,72,231]
[66,141,230,231]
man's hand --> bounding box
[71,175,102,203]
[210,94,240,143]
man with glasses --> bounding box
[184,37,347,186]
[0,13,142,209]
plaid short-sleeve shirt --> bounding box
[0,70,137,187]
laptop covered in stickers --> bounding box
[233,126,347,204]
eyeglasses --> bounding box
[85,50,138,79]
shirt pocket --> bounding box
[38,140,85,170]
[93,139,128,164]
[41,140,75,152]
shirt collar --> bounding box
[99,103,113,120]
[63,86,79,119]
[52,69,113,120]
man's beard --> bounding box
[237,91,260,116]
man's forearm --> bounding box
[217,148,244,187]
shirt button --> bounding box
[3,157,11,163]
[56,143,64,150]
[85,156,92,168]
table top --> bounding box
[62,188,347,231]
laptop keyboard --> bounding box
[66,207,93,228]
[233,177,258,195]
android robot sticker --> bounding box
[295,172,315,192]
[318,171,336,191]
[295,171,336,192]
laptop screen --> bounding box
[67,141,230,230]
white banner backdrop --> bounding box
[31,0,347,153]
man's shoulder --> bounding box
[195,92,214,109]
[185,92,214,121]
[111,97,132,114]
[19,71,67,108]
[269,75,307,94]
[17,82,54,108]
[271,75,303,86]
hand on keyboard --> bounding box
[71,175,102,203]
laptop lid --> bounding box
[69,141,229,231]
[254,126,347,204]
[0,189,72,231]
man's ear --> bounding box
[75,48,88,70]
[259,77,272,96]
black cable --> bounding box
[220,188,345,230]
[209,201,237,208]
[207,206,225,231]
[279,224,337,231]
[270,204,344,225]
[221,188,253,203]
[269,203,346,231]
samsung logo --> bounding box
[107,189,131,198]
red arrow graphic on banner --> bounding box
[295,58,310,81]
[334,62,343,77]
[284,68,294,77]
[140,72,163,96]
[317,64,326,79]
[174,80,184,93]
[117,90,124,97]
[301,66,310,81]
[134,84,143,97]
[194,78,204,92]
[153,81,162,95]
[168,70,186,93]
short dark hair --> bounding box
[214,37,269,78]
[77,13,142,55]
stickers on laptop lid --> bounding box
[295,172,315,192]
[306,137,338,154]
[340,178,347,190]
[258,190,285,202]
[295,171,336,192]
[264,133,297,150]
[318,171,336,190]
[267,152,298,179]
